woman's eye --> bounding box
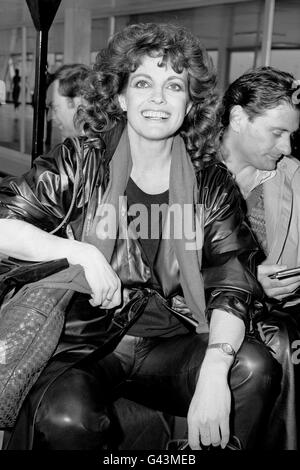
[135,80,149,88]
[168,82,183,91]
[272,130,282,137]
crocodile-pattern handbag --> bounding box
[0,258,75,427]
[0,260,149,428]
[0,134,126,428]
[0,136,87,428]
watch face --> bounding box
[222,343,234,355]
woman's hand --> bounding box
[68,241,121,308]
[0,220,121,308]
[187,350,232,450]
[258,264,300,301]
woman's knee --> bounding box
[230,336,281,394]
[34,369,115,450]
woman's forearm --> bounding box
[208,309,245,352]
[188,309,245,449]
[0,218,122,309]
[0,219,86,264]
[200,309,246,375]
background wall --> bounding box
[0,0,299,174]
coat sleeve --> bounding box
[0,138,102,238]
[198,161,265,328]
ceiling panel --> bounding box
[0,0,261,28]
[0,0,299,49]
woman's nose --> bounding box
[150,87,166,104]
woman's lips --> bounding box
[142,110,170,119]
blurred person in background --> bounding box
[46,63,91,143]
[11,68,21,111]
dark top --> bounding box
[124,177,189,337]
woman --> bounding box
[0,23,279,450]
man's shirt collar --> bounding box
[235,166,276,199]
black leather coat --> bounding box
[0,125,264,340]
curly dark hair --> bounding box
[78,22,221,167]
[221,66,300,130]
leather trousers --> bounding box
[258,305,300,450]
[31,332,280,450]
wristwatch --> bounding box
[207,342,236,357]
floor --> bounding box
[0,102,60,160]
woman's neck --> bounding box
[127,128,174,194]
[129,130,173,167]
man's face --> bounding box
[232,102,300,171]
[46,80,79,139]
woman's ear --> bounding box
[118,94,127,112]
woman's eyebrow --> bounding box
[130,73,186,80]
[130,73,152,80]
[166,75,186,82]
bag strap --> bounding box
[78,290,149,365]
[0,258,70,305]
[50,137,83,236]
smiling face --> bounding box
[230,102,300,171]
[118,55,192,142]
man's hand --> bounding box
[187,350,232,450]
[258,264,300,301]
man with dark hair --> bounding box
[221,66,300,299]
[220,66,300,449]
[46,63,91,140]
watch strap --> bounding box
[207,342,236,356]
